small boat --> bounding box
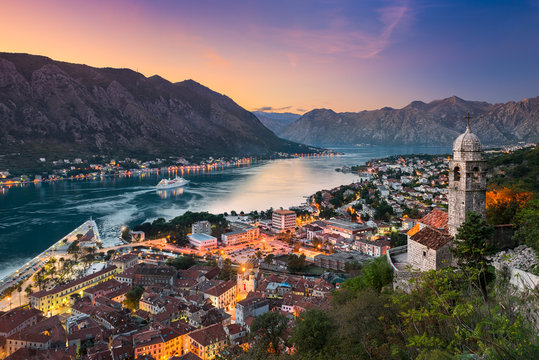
[156,176,189,189]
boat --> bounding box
[156,176,190,189]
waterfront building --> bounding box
[192,220,211,235]
[221,226,259,246]
[272,209,296,232]
[29,266,117,313]
[188,233,218,250]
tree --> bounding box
[513,197,539,253]
[166,255,196,270]
[250,311,289,355]
[121,227,132,242]
[312,236,322,249]
[341,257,392,293]
[287,254,306,272]
[291,309,334,357]
[264,254,274,264]
[67,240,80,255]
[218,259,237,280]
[124,286,144,310]
[452,211,495,302]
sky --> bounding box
[1,0,538,114]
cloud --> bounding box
[263,1,411,60]
[204,48,230,68]
[253,106,292,112]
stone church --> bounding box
[407,121,486,271]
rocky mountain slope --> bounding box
[0,53,311,162]
[277,96,539,146]
[252,111,300,133]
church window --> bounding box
[453,166,460,181]
[472,167,480,182]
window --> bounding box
[472,167,480,182]
[423,251,426,257]
[453,166,460,182]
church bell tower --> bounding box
[448,114,487,237]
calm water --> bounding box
[0,145,450,278]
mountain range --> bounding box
[277,96,539,146]
[0,53,312,165]
[252,111,300,133]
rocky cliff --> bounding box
[0,53,311,161]
[277,96,539,146]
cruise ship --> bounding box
[155,176,190,189]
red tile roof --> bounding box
[410,227,453,250]
[188,323,227,347]
[204,280,236,297]
[0,307,41,334]
[419,209,448,232]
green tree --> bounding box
[124,286,144,310]
[340,257,392,293]
[452,212,495,302]
[166,255,196,270]
[250,311,289,356]
[218,258,237,280]
[287,254,306,272]
[290,309,334,358]
[514,198,539,253]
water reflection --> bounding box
[157,187,185,199]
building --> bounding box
[188,233,218,251]
[6,316,66,356]
[83,279,127,305]
[221,226,259,246]
[203,280,237,311]
[111,253,138,273]
[133,265,177,286]
[272,209,296,232]
[29,266,117,313]
[187,324,228,360]
[235,296,269,325]
[314,252,367,271]
[0,307,41,358]
[405,121,485,272]
[134,327,183,359]
[325,219,371,240]
[448,121,486,236]
[408,227,453,271]
[355,238,390,257]
[192,220,211,235]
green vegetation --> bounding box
[166,255,196,270]
[487,146,539,192]
[240,214,539,359]
[124,286,144,310]
[287,254,307,272]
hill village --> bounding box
[0,125,538,360]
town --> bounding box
[0,147,477,360]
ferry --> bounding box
[156,176,189,189]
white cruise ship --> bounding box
[156,176,189,189]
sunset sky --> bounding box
[1,0,538,114]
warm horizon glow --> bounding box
[1,0,538,114]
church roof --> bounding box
[410,227,453,250]
[453,124,482,160]
[419,209,448,232]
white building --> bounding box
[188,233,217,250]
[222,227,260,246]
[272,209,296,232]
[192,220,211,235]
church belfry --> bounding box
[448,114,486,236]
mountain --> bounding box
[252,111,301,133]
[277,96,539,146]
[0,53,313,164]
